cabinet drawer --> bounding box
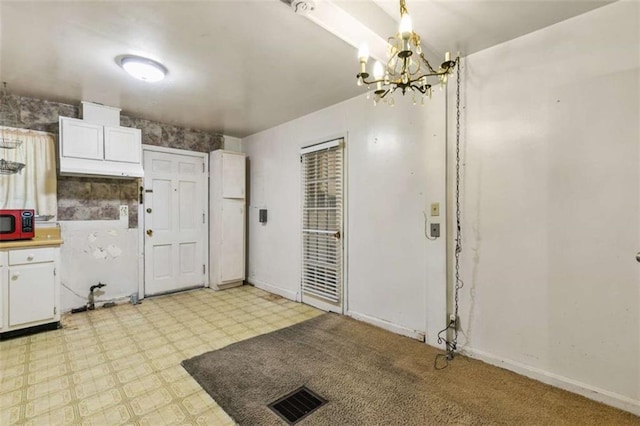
[9,248,55,265]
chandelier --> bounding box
[356,0,457,105]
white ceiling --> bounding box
[0,0,613,138]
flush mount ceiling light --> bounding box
[356,0,458,106]
[118,56,167,82]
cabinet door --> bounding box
[0,253,5,330]
[61,118,104,160]
[104,126,142,164]
[8,263,55,327]
[222,153,246,198]
[220,198,245,283]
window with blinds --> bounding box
[301,139,343,304]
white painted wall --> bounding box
[243,91,448,341]
[59,220,138,311]
[243,0,639,414]
[454,1,640,413]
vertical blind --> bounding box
[301,140,343,304]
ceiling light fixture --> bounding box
[356,0,458,106]
[119,56,167,82]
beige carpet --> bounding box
[182,313,638,425]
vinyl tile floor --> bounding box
[0,286,322,425]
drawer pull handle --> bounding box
[27,255,35,261]
[11,272,20,280]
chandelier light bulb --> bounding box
[399,13,413,39]
[358,44,370,62]
[373,61,384,79]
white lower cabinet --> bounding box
[0,252,6,330]
[0,246,60,336]
[9,263,56,326]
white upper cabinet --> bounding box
[221,152,246,198]
[104,126,142,164]
[60,119,104,160]
[59,116,143,178]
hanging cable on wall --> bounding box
[435,56,464,370]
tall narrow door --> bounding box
[300,139,344,313]
[143,149,208,296]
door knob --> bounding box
[146,229,153,237]
[637,252,640,263]
[333,231,341,240]
[146,208,152,213]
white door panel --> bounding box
[220,199,244,283]
[144,149,207,296]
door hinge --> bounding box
[203,212,205,224]
[54,307,57,315]
[203,162,205,173]
[203,264,206,274]
[53,268,56,276]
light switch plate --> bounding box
[431,203,440,217]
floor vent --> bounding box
[268,386,326,424]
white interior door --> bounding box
[300,139,344,314]
[143,148,208,296]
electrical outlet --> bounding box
[430,202,440,216]
[119,205,129,219]
[449,314,461,330]
[449,314,460,331]
[430,223,440,238]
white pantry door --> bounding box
[143,148,208,296]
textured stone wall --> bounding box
[8,95,224,227]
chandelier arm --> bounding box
[378,88,393,99]
[410,84,427,94]
[419,53,438,74]
[358,76,386,86]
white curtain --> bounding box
[0,126,57,217]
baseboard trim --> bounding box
[461,347,640,416]
[248,278,300,302]
[347,311,425,341]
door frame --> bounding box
[138,144,209,300]
[298,133,349,314]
